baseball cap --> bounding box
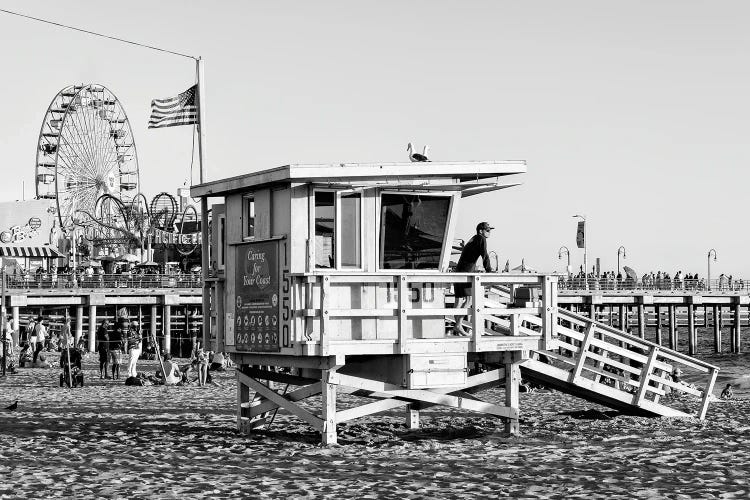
[476,222,494,232]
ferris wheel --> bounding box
[35,84,140,230]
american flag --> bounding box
[148,84,199,129]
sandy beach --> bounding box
[0,352,749,499]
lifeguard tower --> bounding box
[192,161,718,445]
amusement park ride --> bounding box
[192,161,718,445]
[35,84,199,262]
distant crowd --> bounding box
[559,267,745,292]
[5,263,201,289]
[0,309,232,388]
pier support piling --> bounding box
[637,303,645,339]
[688,305,696,356]
[150,304,158,347]
[733,301,741,354]
[655,306,662,345]
[163,305,171,353]
[75,305,84,347]
[11,306,19,347]
[88,305,97,353]
[668,305,676,350]
[713,305,721,353]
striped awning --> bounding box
[0,246,62,258]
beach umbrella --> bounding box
[136,261,159,267]
[512,259,536,273]
[623,266,638,281]
[97,254,117,262]
[118,253,139,263]
[79,260,102,267]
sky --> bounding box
[0,1,748,278]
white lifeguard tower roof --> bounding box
[190,160,526,198]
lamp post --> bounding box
[558,246,571,277]
[572,214,587,276]
[617,246,627,275]
[707,249,717,291]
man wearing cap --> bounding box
[451,222,495,336]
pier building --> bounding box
[192,161,719,445]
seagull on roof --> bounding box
[407,142,430,162]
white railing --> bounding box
[559,277,749,293]
[545,308,719,419]
[5,273,201,290]
[291,272,558,354]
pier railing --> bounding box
[4,273,201,290]
[559,277,748,293]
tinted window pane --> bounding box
[245,197,255,238]
[315,191,335,268]
[379,194,450,270]
[341,194,361,268]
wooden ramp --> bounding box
[519,308,719,419]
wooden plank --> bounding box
[327,308,398,317]
[541,275,557,351]
[407,308,468,317]
[337,399,411,423]
[320,277,330,356]
[398,276,408,353]
[633,346,660,406]
[238,371,324,431]
[570,323,595,384]
[698,368,718,420]
[237,370,250,432]
[482,307,542,316]
[505,359,521,434]
[231,353,343,369]
[245,368,318,386]
[471,275,484,347]
[332,372,517,418]
[251,382,323,415]
[321,369,337,444]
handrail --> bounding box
[5,273,201,290]
[291,271,557,351]
[559,277,749,293]
[550,308,719,419]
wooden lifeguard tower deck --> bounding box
[192,161,718,445]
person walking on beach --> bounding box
[97,319,110,379]
[59,317,73,350]
[27,316,37,352]
[109,313,128,380]
[126,321,142,378]
[32,316,46,364]
[451,222,495,336]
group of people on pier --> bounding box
[5,264,201,290]
[559,268,745,292]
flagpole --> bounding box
[196,57,211,351]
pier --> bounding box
[558,287,748,355]
[1,274,202,357]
